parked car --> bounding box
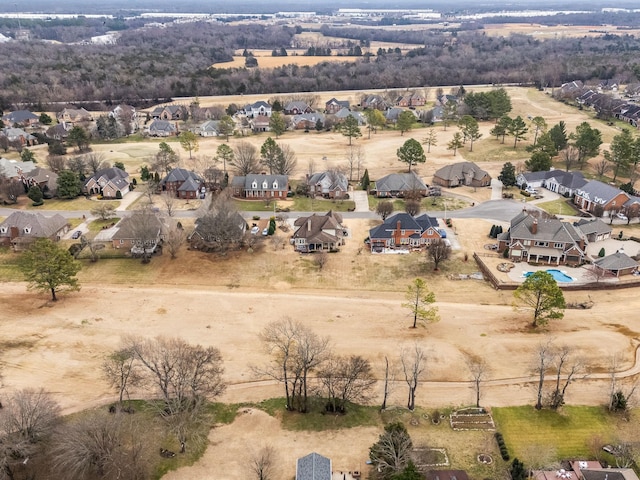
[71,230,82,239]
[262,227,269,236]
[250,226,260,235]
[616,212,628,221]
[438,228,447,238]
[525,186,538,194]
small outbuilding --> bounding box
[593,250,639,277]
[296,452,332,480]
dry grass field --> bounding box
[3,84,640,478]
[483,22,640,39]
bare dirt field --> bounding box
[483,23,640,39]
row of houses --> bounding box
[371,162,491,198]
[517,169,640,218]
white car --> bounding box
[616,212,628,221]
[250,226,260,235]
[525,186,538,194]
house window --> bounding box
[252,181,257,189]
[262,181,268,189]
[120,240,124,245]
[0,227,6,234]
[554,243,563,249]
[272,181,278,189]
[524,240,531,246]
[401,229,405,235]
[534,241,548,247]
[23,227,31,234]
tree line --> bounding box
[2,25,640,105]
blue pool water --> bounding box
[523,269,574,282]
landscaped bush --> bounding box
[520,190,531,197]
[494,432,510,461]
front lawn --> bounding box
[492,406,615,460]
[368,195,471,213]
[536,199,580,216]
[233,197,355,212]
[27,198,119,211]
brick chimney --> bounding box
[307,218,312,232]
[531,219,538,235]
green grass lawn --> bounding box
[28,198,119,211]
[233,197,356,212]
[492,406,615,460]
[87,218,121,232]
[368,194,471,213]
[536,199,580,216]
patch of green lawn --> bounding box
[0,251,23,281]
[233,197,356,212]
[536,199,580,216]
[87,217,121,232]
[492,406,614,460]
[255,397,381,431]
[28,198,119,211]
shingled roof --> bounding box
[296,452,331,480]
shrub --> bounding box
[252,215,260,221]
[520,190,531,197]
[503,248,509,258]
[598,247,605,258]
[494,432,510,461]
[115,190,122,199]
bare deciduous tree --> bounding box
[84,152,109,176]
[345,145,365,181]
[0,388,60,480]
[317,355,376,413]
[549,345,584,410]
[51,411,149,480]
[273,144,297,176]
[533,340,553,410]
[165,223,186,259]
[380,356,396,411]
[232,141,260,175]
[369,422,413,477]
[248,445,277,480]
[161,192,177,217]
[560,145,579,172]
[376,200,394,220]
[428,239,452,271]
[190,193,245,252]
[90,203,116,221]
[594,157,612,179]
[130,208,163,263]
[314,251,329,270]
[256,318,329,413]
[102,347,141,406]
[404,199,420,216]
[400,344,427,411]
[46,155,66,173]
[465,354,489,408]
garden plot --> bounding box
[450,408,496,431]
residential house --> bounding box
[292,211,346,253]
[307,170,349,199]
[535,461,640,480]
[23,167,58,197]
[111,213,167,253]
[557,80,584,98]
[149,105,187,121]
[615,103,640,128]
[250,114,271,133]
[497,211,586,266]
[594,250,639,277]
[188,212,247,251]
[46,123,71,141]
[325,98,350,114]
[0,157,36,179]
[195,120,221,137]
[437,94,458,106]
[242,101,272,118]
[574,180,630,217]
[396,91,426,107]
[369,212,442,252]
[334,108,365,125]
[516,169,587,197]
[0,212,69,250]
[160,168,203,199]
[573,218,611,243]
[296,452,332,480]
[56,107,92,125]
[425,470,470,480]
[231,174,288,199]
[433,162,491,188]
[361,94,387,110]
[385,107,418,123]
[109,104,137,131]
[2,110,39,128]
[284,101,313,115]
[83,167,130,198]
[148,119,177,137]
[373,172,428,198]
[1,127,37,146]
[291,113,325,130]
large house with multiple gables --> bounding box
[160,168,204,199]
[497,211,614,266]
[0,211,69,250]
[574,180,630,216]
[306,170,349,199]
[516,169,587,198]
[231,174,288,199]
[372,172,428,198]
[369,212,442,252]
[292,211,346,253]
[83,167,130,199]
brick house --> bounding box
[325,98,349,114]
[83,167,130,198]
[231,174,288,199]
[160,168,203,199]
[433,162,491,188]
[574,180,630,217]
[373,172,428,198]
[369,212,442,252]
[292,211,346,253]
[0,212,69,250]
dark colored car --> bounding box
[71,230,82,239]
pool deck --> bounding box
[507,263,611,284]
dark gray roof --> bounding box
[624,195,640,207]
[594,252,638,271]
[177,176,201,192]
[326,98,349,108]
[2,110,39,123]
[575,218,611,236]
[85,167,129,190]
[285,101,310,111]
[162,168,201,185]
[240,174,288,191]
[296,452,331,480]
[308,171,348,192]
[369,212,439,240]
[149,120,176,133]
[375,172,427,193]
[576,180,628,204]
[510,214,582,245]
[581,470,628,480]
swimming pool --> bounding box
[523,269,574,282]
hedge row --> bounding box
[494,432,510,461]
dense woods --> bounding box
[1,20,640,106]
